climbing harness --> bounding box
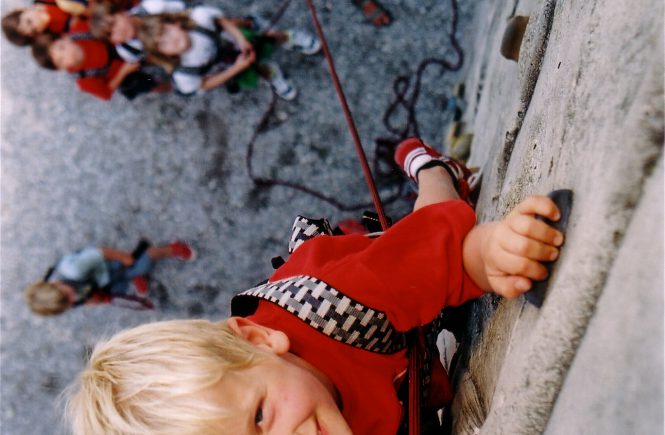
[174,26,239,78]
[233,274,409,354]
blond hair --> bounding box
[65,319,266,435]
[25,281,71,315]
[137,13,194,72]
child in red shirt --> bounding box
[2,0,74,46]
[31,22,139,100]
[65,138,565,434]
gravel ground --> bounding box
[0,0,481,433]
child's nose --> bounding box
[295,418,320,435]
[275,416,319,435]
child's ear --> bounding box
[226,317,290,355]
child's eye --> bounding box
[254,406,263,426]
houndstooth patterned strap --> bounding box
[288,216,334,254]
[231,275,408,354]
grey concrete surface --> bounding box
[544,152,663,435]
[452,0,664,434]
[0,1,481,434]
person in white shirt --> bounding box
[136,5,320,98]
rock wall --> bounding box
[451,0,664,433]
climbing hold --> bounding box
[526,189,574,308]
[500,15,530,62]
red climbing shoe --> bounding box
[394,137,475,201]
[169,241,197,261]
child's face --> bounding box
[18,6,49,36]
[49,38,83,70]
[110,13,134,45]
[157,23,189,56]
[204,353,353,435]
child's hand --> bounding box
[238,38,254,57]
[235,50,256,69]
[481,196,564,298]
[218,16,254,59]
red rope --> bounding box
[304,0,390,231]
[304,2,422,433]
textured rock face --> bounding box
[452,0,663,434]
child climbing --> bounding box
[65,138,564,434]
[136,5,321,99]
[25,240,195,315]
